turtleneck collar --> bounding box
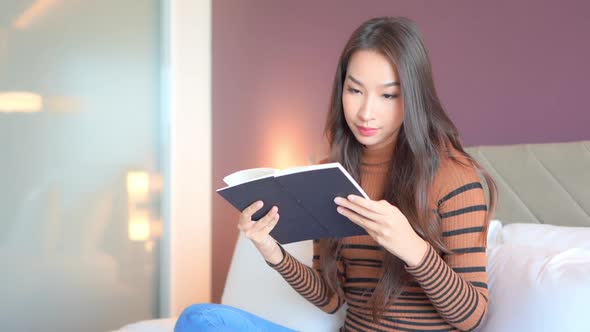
[361,137,396,166]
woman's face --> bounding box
[342,50,404,150]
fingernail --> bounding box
[334,197,342,204]
[257,201,263,207]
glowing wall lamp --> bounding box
[0,91,43,113]
[126,171,162,249]
[260,117,308,169]
[128,211,151,241]
[126,171,150,201]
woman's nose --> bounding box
[357,96,375,122]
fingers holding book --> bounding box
[238,200,281,253]
[251,206,279,236]
[334,195,428,266]
[239,200,264,222]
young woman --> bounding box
[176,16,497,332]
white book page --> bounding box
[274,162,340,176]
[275,162,369,199]
[221,167,277,187]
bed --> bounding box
[113,140,590,332]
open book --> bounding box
[216,162,369,244]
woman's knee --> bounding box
[175,303,224,331]
[181,303,225,315]
[175,303,253,332]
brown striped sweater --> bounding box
[268,140,489,332]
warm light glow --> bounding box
[265,124,307,169]
[127,171,150,199]
[271,143,302,170]
[129,212,150,225]
[0,92,42,113]
[128,212,151,241]
[13,0,59,30]
[126,171,163,242]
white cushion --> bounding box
[222,234,346,331]
[481,221,590,331]
[500,222,590,250]
[480,244,590,332]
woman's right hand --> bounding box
[238,201,283,264]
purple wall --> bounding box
[212,0,590,301]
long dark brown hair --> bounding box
[320,16,497,321]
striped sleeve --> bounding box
[405,161,489,331]
[266,240,345,314]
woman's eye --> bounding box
[347,87,361,94]
[383,94,399,99]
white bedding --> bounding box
[110,317,176,332]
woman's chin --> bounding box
[355,136,379,147]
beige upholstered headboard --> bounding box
[465,140,590,227]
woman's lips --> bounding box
[357,125,378,137]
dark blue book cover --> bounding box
[217,163,368,244]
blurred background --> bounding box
[0,0,171,331]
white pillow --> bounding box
[222,234,346,331]
[501,223,590,250]
[481,244,590,332]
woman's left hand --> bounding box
[334,195,429,267]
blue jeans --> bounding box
[174,303,298,332]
